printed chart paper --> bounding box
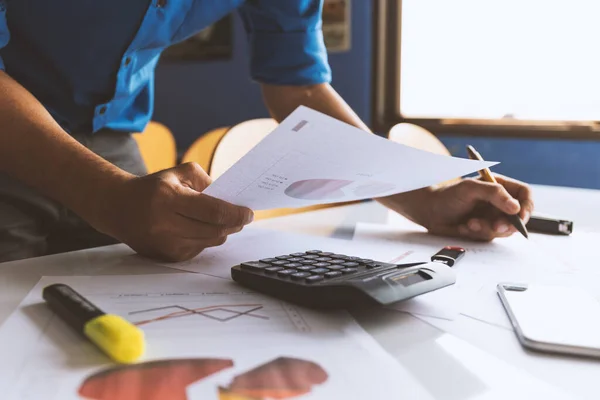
[0,274,431,400]
[204,106,495,210]
[160,226,407,280]
[352,222,567,327]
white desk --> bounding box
[1,184,599,399]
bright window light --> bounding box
[400,0,600,122]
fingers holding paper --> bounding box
[100,163,254,262]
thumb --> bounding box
[172,162,212,192]
[465,180,520,215]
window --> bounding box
[374,0,600,138]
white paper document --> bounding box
[0,274,430,400]
[352,222,564,326]
[204,106,494,210]
[160,226,407,279]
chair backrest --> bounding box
[181,126,230,173]
[210,118,279,179]
[388,123,461,186]
[132,121,177,174]
[388,123,451,156]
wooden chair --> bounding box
[181,126,231,173]
[387,122,451,156]
[181,118,355,220]
[387,122,459,186]
[209,118,279,179]
[132,121,177,174]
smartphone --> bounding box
[497,283,600,358]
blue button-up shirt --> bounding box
[0,0,331,134]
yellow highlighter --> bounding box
[42,283,145,364]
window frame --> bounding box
[371,0,600,140]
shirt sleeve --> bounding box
[238,0,332,85]
[0,1,9,70]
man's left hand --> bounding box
[377,174,534,241]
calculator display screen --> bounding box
[387,271,431,287]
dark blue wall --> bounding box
[153,0,372,151]
[153,1,600,190]
[440,137,600,189]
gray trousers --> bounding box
[0,131,147,263]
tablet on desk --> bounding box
[498,283,600,359]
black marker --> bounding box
[43,284,145,363]
[526,215,573,235]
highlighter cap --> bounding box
[84,314,145,364]
[42,284,104,332]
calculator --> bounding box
[231,247,465,308]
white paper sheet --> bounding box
[352,222,565,326]
[160,226,407,279]
[204,106,495,210]
[0,274,430,400]
[414,314,597,400]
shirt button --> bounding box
[99,106,107,115]
[156,0,167,7]
[124,57,132,66]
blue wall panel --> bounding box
[441,137,600,189]
[153,0,373,151]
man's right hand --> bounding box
[0,71,251,263]
[94,162,254,262]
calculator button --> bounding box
[300,260,317,265]
[259,258,277,264]
[265,267,283,274]
[359,259,373,264]
[306,250,322,254]
[325,271,343,278]
[291,252,306,257]
[283,263,303,268]
[341,268,358,274]
[329,259,345,264]
[271,260,289,266]
[347,256,362,261]
[277,269,297,277]
[310,268,330,274]
[315,257,332,262]
[320,252,334,256]
[241,262,270,272]
[302,255,320,260]
[366,263,384,269]
[342,262,360,268]
[291,272,311,280]
[327,265,345,270]
[313,262,331,268]
[276,255,291,260]
[306,275,324,283]
[296,266,314,271]
[287,257,304,262]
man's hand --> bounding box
[92,162,253,262]
[378,174,534,241]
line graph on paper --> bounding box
[130,303,269,326]
[98,292,312,336]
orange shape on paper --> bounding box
[78,358,233,400]
[224,357,328,399]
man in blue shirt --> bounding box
[0,0,533,262]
